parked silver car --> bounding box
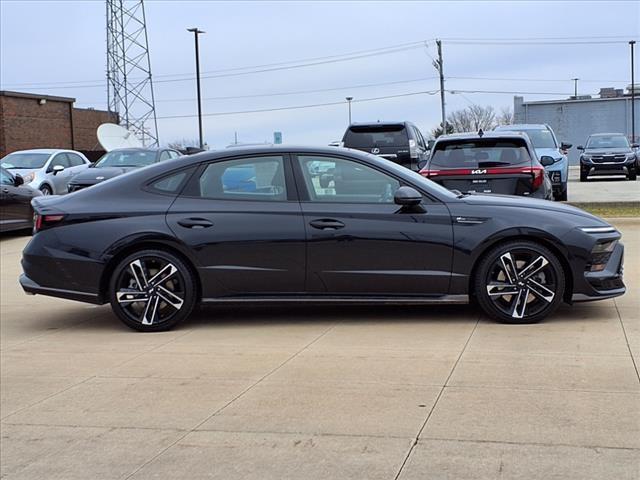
[0,149,91,195]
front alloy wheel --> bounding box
[109,250,196,331]
[475,241,565,324]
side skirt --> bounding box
[201,294,469,305]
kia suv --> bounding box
[341,121,429,171]
[578,133,638,181]
[420,131,552,200]
[495,124,571,201]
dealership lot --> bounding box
[567,167,640,203]
[0,218,638,479]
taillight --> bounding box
[33,213,65,233]
[531,166,545,190]
[409,139,418,159]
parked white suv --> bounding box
[0,149,91,195]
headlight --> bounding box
[626,153,636,161]
[581,155,591,161]
[22,172,35,183]
[589,240,617,272]
[579,226,617,234]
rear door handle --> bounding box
[309,219,345,230]
[177,218,214,229]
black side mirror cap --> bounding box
[13,174,24,187]
[540,156,555,167]
[560,142,572,150]
[394,186,422,206]
[632,143,639,148]
[577,145,585,151]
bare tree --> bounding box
[446,105,496,133]
[496,106,514,126]
[430,121,454,138]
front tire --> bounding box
[629,169,637,181]
[40,185,52,195]
[555,187,568,201]
[109,249,197,332]
[474,241,565,324]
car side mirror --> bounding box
[560,142,572,150]
[577,145,585,151]
[427,140,435,150]
[13,174,24,187]
[632,143,639,148]
[540,156,555,167]
[52,165,65,175]
[394,186,422,206]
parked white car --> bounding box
[0,149,91,195]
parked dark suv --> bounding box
[341,121,429,171]
[420,130,553,199]
[578,133,638,181]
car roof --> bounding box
[348,121,413,128]
[108,148,165,152]
[495,124,549,130]
[436,131,530,141]
[6,148,65,155]
[587,132,626,137]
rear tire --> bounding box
[629,169,637,181]
[40,185,52,195]
[579,171,588,182]
[109,249,197,332]
[474,241,565,324]
[555,187,568,201]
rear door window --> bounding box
[343,125,408,148]
[67,153,86,167]
[430,139,532,169]
[197,156,287,201]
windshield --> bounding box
[343,126,408,148]
[430,139,532,169]
[95,150,156,168]
[0,152,50,169]
[586,135,630,149]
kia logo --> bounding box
[471,169,487,174]
[371,148,380,154]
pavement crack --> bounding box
[613,299,640,384]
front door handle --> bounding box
[309,219,345,230]
[177,218,214,229]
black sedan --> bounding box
[20,146,625,331]
[1,166,41,233]
[67,147,181,192]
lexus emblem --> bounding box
[371,147,380,154]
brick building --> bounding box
[0,90,118,160]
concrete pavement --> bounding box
[1,219,639,479]
[567,166,639,203]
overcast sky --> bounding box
[1,0,638,148]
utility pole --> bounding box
[571,78,579,99]
[346,97,353,125]
[630,41,636,143]
[188,27,205,149]
[435,40,446,132]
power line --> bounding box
[448,76,628,83]
[156,90,440,120]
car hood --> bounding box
[6,168,38,179]
[458,193,608,225]
[70,166,136,184]
[584,147,632,155]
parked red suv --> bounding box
[420,131,553,199]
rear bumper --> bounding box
[20,273,103,304]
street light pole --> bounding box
[187,27,205,149]
[630,40,636,143]
[346,96,353,125]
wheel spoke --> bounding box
[519,255,549,280]
[527,278,555,303]
[116,290,149,304]
[511,288,530,319]
[141,294,160,325]
[129,260,148,290]
[499,253,518,284]
[156,286,184,310]
[148,263,178,287]
[486,282,519,296]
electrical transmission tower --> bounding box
[106,0,159,146]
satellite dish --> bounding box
[97,123,143,151]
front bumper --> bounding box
[581,158,636,176]
[571,241,625,302]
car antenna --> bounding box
[478,128,484,137]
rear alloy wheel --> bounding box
[475,241,565,324]
[109,250,196,331]
[40,185,52,195]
